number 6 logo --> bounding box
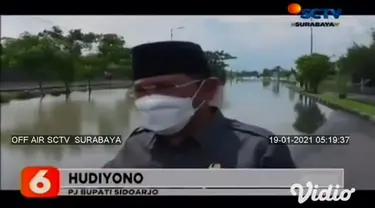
[29,170,51,194]
[21,167,60,198]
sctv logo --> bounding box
[288,3,342,19]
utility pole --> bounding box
[310,18,314,54]
[170,26,185,40]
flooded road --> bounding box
[2,81,375,189]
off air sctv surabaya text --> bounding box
[11,135,123,145]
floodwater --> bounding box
[2,80,375,189]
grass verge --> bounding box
[288,84,375,117]
[319,94,375,116]
[0,91,38,103]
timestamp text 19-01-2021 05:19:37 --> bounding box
[268,135,350,145]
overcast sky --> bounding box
[2,15,374,71]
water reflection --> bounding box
[292,95,327,134]
[1,90,136,164]
[288,87,296,101]
[262,79,271,88]
[2,82,337,189]
[272,81,280,96]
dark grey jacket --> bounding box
[103,110,296,168]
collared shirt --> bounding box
[103,109,296,168]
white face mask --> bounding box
[134,80,206,135]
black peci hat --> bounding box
[131,41,211,81]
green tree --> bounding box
[338,29,375,86]
[205,50,237,84]
[39,26,103,95]
[75,32,101,92]
[261,68,272,77]
[77,54,103,92]
[52,49,76,95]
[2,33,57,94]
[279,69,292,79]
[1,41,10,69]
[295,53,331,93]
[237,70,259,77]
[1,25,233,95]
[39,26,77,94]
[97,33,132,79]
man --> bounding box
[103,41,295,168]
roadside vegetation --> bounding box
[2,24,374,119]
[290,28,375,117]
[238,28,375,118]
[1,26,236,103]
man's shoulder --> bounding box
[102,127,154,168]
[227,119,274,140]
[125,127,155,146]
[128,127,154,137]
[224,119,295,168]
